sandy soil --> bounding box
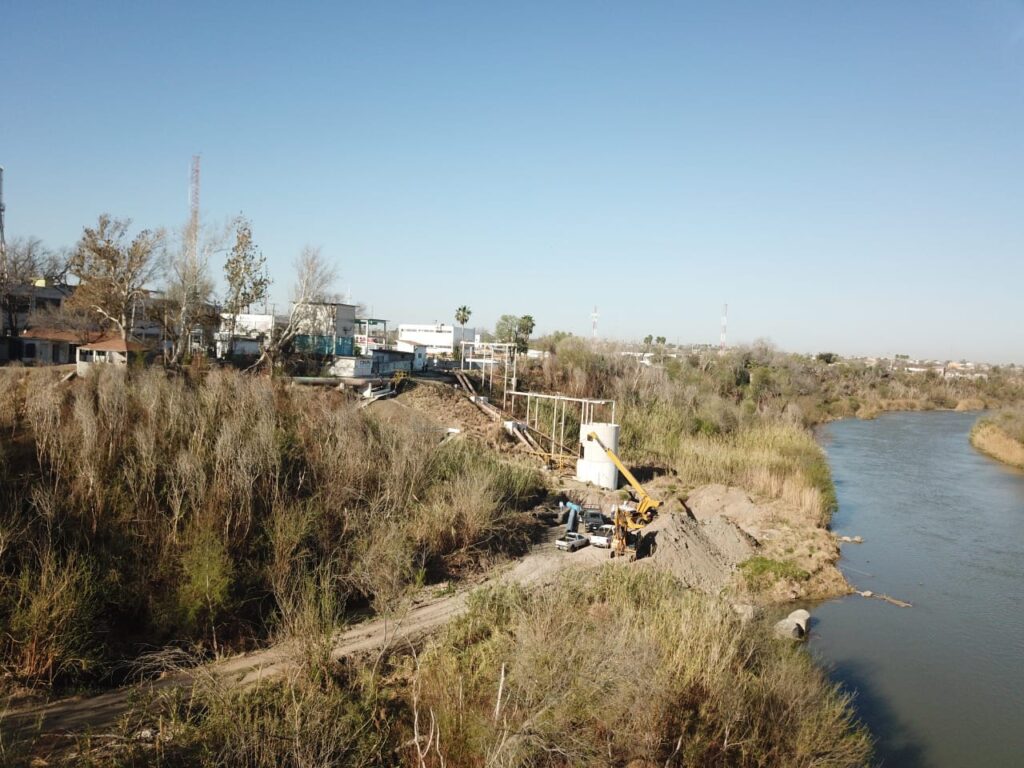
[640,511,757,591]
[686,484,849,601]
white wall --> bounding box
[220,313,274,337]
[398,323,476,355]
[294,303,357,337]
[330,356,373,377]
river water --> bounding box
[812,411,1024,767]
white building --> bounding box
[216,312,275,358]
[294,302,357,338]
[397,323,476,355]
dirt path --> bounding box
[4,526,591,745]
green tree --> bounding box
[222,217,269,357]
[494,314,535,352]
[455,305,471,357]
[643,334,653,348]
[655,335,666,346]
[816,352,838,364]
[495,314,519,345]
[516,315,535,353]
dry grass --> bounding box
[408,566,871,767]
[60,567,871,768]
[971,411,1024,469]
[0,367,543,690]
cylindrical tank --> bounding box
[577,422,620,489]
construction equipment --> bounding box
[558,500,583,534]
[586,431,662,559]
[585,432,661,521]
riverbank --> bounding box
[842,396,987,422]
[970,412,1024,469]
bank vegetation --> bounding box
[970,409,1024,469]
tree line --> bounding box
[1,213,342,369]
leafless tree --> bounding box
[157,220,223,367]
[1,237,70,339]
[68,215,164,342]
[26,302,107,345]
[255,245,339,370]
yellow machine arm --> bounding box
[586,431,661,522]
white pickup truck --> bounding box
[555,532,590,552]
[590,524,616,548]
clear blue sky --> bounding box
[3,1,1023,362]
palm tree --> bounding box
[455,305,471,357]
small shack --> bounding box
[76,338,148,375]
[371,348,415,375]
[394,340,427,371]
[329,356,374,378]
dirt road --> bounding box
[3,526,593,745]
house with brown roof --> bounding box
[75,337,149,375]
[17,328,84,365]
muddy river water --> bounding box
[811,411,1024,766]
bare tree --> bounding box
[222,217,269,357]
[68,215,164,341]
[1,237,70,339]
[26,302,107,345]
[256,245,338,370]
[156,220,224,367]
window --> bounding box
[23,342,36,359]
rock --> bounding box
[859,590,873,598]
[774,617,805,640]
[788,609,810,632]
[838,535,864,544]
[853,536,864,543]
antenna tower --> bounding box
[189,155,201,262]
[591,305,599,339]
[719,303,728,353]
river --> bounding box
[812,411,1024,767]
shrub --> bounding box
[740,556,811,591]
[1,548,101,686]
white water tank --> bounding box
[576,422,620,490]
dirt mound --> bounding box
[379,381,519,451]
[640,510,757,593]
[686,484,761,523]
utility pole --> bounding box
[0,166,7,282]
[187,155,200,354]
[189,155,200,257]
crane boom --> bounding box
[585,431,661,521]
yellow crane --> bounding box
[585,431,662,558]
